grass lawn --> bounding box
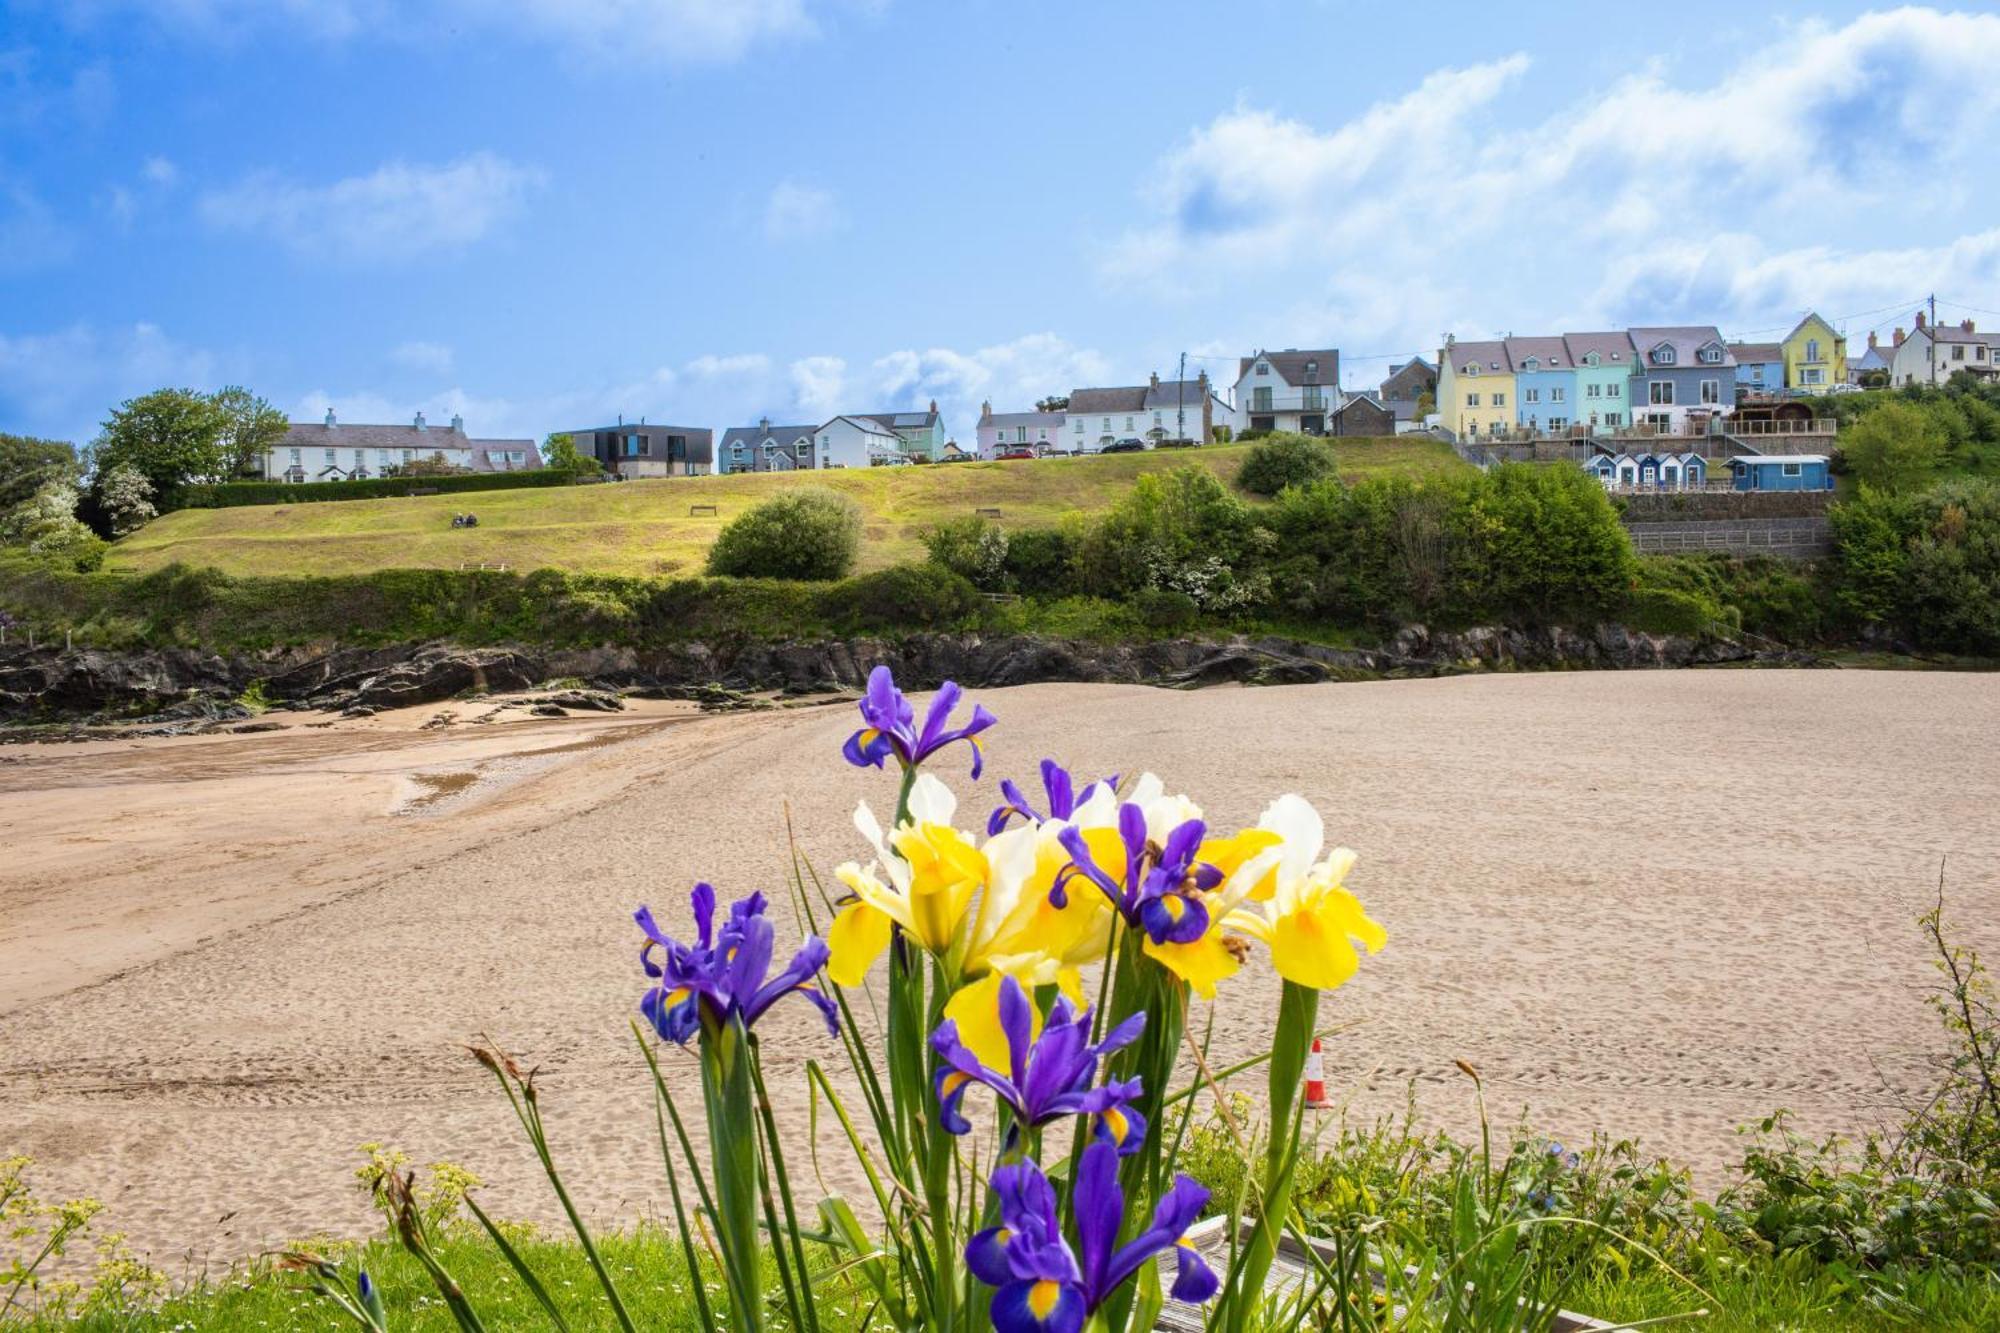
[106,438,1464,579]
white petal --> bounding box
[906,771,958,828]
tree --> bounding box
[96,466,158,536]
[90,389,232,494]
[1844,400,1945,494]
[211,386,290,478]
[1,479,106,570]
[0,433,79,511]
[706,488,862,580]
[1035,395,1070,413]
[542,432,601,478]
[1415,390,1437,419]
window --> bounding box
[1016,427,1027,443]
[1699,345,1722,364]
[1524,387,1540,403]
[1101,418,1111,430]
[1802,368,1823,385]
[1782,462,1802,477]
[1466,393,1480,407]
[1653,346,1676,365]
[1953,345,1966,361]
[1750,364,1764,382]
[1551,387,1565,403]
[1521,357,1538,372]
[1124,416,1134,429]
[1700,379,1720,405]
[1492,393,1506,407]
[1606,412,1623,427]
[1586,383,1601,399]
[1608,382,1622,399]
[1463,362,1479,375]
[403,449,414,462]
[1074,420,1084,434]
[289,447,302,464]
[1805,339,1819,362]
[378,449,390,467]
[1649,381,1674,405]
[1584,352,1600,366]
[324,448,336,465]
[1256,362,1269,375]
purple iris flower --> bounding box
[930,975,1147,1153]
[841,665,996,779]
[636,883,839,1044]
[1054,802,1222,946]
[986,759,1120,836]
[966,1140,1218,1332]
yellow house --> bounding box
[1437,338,1516,439]
[1781,312,1846,394]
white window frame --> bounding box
[1782,462,1802,478]
[1700,379,1720,405]
[1649,381,1675,406]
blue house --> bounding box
[1730,454,1832,492]
[1628,326,1736,434]
[1729,341,1786,395]
[1503,335,1578,433]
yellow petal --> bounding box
[825,899,893,988]
[1267,889,1385,991]
[943,971,1043,1073]
[1143,931,1242,1000]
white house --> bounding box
[1062,372,1232,452]
[976,403,1065,457]
[815,415,905,468]
[262,410,538,481]
[1233,349,1341,435]
[1886,312,1996,387]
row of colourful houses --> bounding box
[1437,314,1850,441]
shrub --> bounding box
[1840,399,1945,494]
[1827,479,2000,653]
[1236,433,1338,497]
[921,516,1010,590]
[1001,525,1078,597]
[818,564,983,632]
[1132,586,1199,631]
[1075,465,1271,612]
[167,469,573,510]
[704,488,862,581]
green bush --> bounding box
[1827,479,2000,654]
[819,564,983,632]
[1000,525,1078,597]
[1074,465,1272,612]
[1132,586,1199,631]
[167,469,573,510]
[921,516,1009,590]
[1622,582,1726,636]
[1632,555,1825,644]
[704,488,862,581]
[1236,432,1338,497]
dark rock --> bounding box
[230,721,288,734]
[528,703,568,717]
[525,689,623,712]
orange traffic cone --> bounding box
[1303,1037,1328,1108]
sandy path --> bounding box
[2,671,1996,1281]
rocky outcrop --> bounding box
[0,626,1822,728]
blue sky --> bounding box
[5,1,2000,447]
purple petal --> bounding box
[915,680,965,754]
[990,1279,1084,1333]
[1072,1140,1123,1306]
[998,975,1036,1091]
[690,882,716,948]
[1104,1172,1211,1294]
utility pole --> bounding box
[1930,292,1939,385]
[1176,351,1186,443]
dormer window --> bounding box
[1584,352,1600,367]
[1653,346,1676,365]
[1698,345,1723,364]
[1521,357,1538,372]
[1464,363,1479,376]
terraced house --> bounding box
[1064,372,1228,451]
[262,410,538,481]
[1505,336,1575,435]
[1628,326,1735,433]
[1233,349,1340,435]
[1563,332,1635,431]
[1436,339,1515,440]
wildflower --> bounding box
[931,975,1146,1153]
[987,758,1118,835]
[635,883,839,1043]
[966,1139,1217,1331]
[1223,796,1386,992]
[842,664,995,778]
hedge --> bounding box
[167,470,575,510]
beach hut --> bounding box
[1615,454,1640,487]
[1730,454,1832,492]
[1581,454,1618,487]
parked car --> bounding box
[1101,438,1146,454]
[996,447,1036,461]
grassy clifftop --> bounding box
[107,438,1462,578]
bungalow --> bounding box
[1064,372,1227,452]
[262,410,538,481]
[1729,454,1833,492]
[1628,326,1735,434]
[563,421,712,478]
[976,402,1065,457]
[718,418,819,473]
[1327,391,1394,438]
[1234,349,1340,435]
[1378,356,1436,424]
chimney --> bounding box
[1149,371,1160,388]
[980,399,991,420]
[414,410,427,432]
[1894,327,1905,346]
[928,398,938,414]
[1964,318,1977,333]
[1867,331,1878,350]
[1915,310,1927,330]
[324,408,337,429]
[759,416,771,430]
[450,413,464,433]
[1198,369,1209,390]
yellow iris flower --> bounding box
[1225,796,1385,990]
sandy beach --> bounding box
[2,670,1997,1279]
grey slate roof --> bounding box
[276,421,539,471]
[1141,379,1214,412]
[1728,342,1784,364]
[718,423,818,452]
[1502,335,1570,370]
[1236,349,1338,386]
[1447,340,1512,374]
[1067,385,1151,414]
[983,410,1066,429]
[1628,326,1735,369]
[1560,331,1635,366]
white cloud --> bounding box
[871,333,1112,429]
[763,180,841,242]
[141,155,178,188]
[788,356,847,419]
[0,322,228,444]
[391,340,455,375]
[1106,7,2000,362]
[198,152,543,262]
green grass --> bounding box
[108,439,1463,579]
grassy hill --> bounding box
[108,438,1463,578]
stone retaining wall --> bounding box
[1619,490,1833,521]
[1626,516,1831,559]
